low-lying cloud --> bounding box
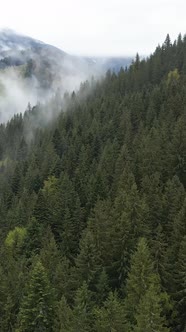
[0,29,131,125]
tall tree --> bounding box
[124,238,159,324]
[17,260,55,332]
[94,292,127,332]
[134,285,170,332]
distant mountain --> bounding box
[0,29,132,81]
[0,29,132,122]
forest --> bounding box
[0,33,186,331]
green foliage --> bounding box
[94,292,127,332]
[55,296,74,332]
[17,260,55,332]
[167,68,180,85]
[76,229,101,286]
[134,285,170,332]
[0,33,186,330]
[125,238,159,323]
[173,236,186,331]
[72,282,93,332]
[5,226,27,251]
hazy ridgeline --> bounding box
[0,29,132,124]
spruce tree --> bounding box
[174,236,186,331]
[55,296,73,332]
[125,238,159,324]
[94,292,127,332]
[134,285,170,332]
[72,282,93,332]
[17,260,55,332]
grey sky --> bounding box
[0,0,186,56]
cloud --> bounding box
[0,0,185,56]
[0,45,103,124]
[0,29,132,127]
[0,68,39,123]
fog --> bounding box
[0,58,88,124]
[0,29,132,126]
[0,60,100,124]
[0,68,39,123]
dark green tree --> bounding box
[124,238,159,324]
[134,285,170,332]
[94,292,127,332]
[17,260,55,332]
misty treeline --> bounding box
[0,33,186,331]
[0,39,103,124]
[0,29,131,125]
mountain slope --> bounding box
[0,33,185,331]
[0,29,131,87]
[0,29,132,123]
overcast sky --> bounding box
[0,0,186,56]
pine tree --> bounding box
[112,179,149,288]
[0,264,8,331]
[0,247,27,331]
[134,285,170,332]
[17,260,55,332]
[55,296,73,332]
[94,291,127,332]
[163,176,185,243]
[95,268,110,305]
[174,236,186,331]
[76,229,101,287]
[40,228,62,289]
[72,282,93,332]
[124,238,159,324]
[23,217,43,256]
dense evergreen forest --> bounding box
[0,33,186,331]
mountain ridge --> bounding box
[0,29,132,123]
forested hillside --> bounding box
[0,34,186,331]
